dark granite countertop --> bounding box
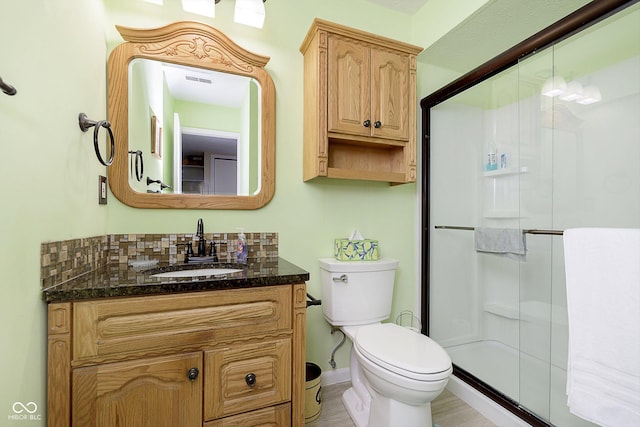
[42,257,310,303]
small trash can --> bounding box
[305,362,322,423]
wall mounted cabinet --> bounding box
[300,19,422,184]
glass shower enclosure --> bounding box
[423,2,639,426]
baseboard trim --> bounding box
[447,375,532,427]
[320,367,350,387]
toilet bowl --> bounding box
[353,323,452,427]
[320,258,452,427]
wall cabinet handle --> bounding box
[187,367,199,381]
[374,120,382,128]
[245,373,257,387]
[363,119,371,128]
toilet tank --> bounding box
[320,258,399,326]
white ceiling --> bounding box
[163,63,250,107]
[365,0,429,14]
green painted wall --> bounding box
[0,0,109,423]
[162,76,175,190]
[0,0,490,424]
[175,100,241,131]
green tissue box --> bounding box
[334,239,379,261]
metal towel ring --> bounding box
[78,113,115,166]
[129,150,144,181]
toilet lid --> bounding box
[355,323,452,381]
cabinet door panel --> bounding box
[72,353,202,427]
[327,35,370,136]
[371,47,409,141]
[204,403,290,427]
[205,338,291,420]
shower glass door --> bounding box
[428,3,640,426]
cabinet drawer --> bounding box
[204,338,291,420]
[73,286,291,362]
[203,403,290,427]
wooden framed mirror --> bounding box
[108,21,275,209]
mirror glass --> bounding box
[128,59,261,196]
[107,21,275,210]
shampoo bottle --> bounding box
[486,141,498,171]
[236,228,248,262]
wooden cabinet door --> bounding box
[370,46,410,141]
[327,35,371,137]
[72,353,202,427]
[204,338,291,420]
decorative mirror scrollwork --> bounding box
[108,21,275,209]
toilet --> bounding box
[320,258,452,427]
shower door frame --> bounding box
[420,0,639,426]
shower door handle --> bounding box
[332,274,348,283]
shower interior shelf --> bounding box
[483,210,521,218]
[484,303,519,320]
[482,166,528,177]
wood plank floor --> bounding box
[306,382,497,427]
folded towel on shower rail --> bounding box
[563,228,640,427]
[474,227,526,260]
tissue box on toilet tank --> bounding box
[334,238,379,261]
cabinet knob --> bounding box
[245,373,257,387]
[363,119,371,128]
[187,367,199,381]
[374,120,382,128]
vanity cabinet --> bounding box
[47,284,307,427]
[300,19,422,184]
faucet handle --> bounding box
[185,242,194,256]
[209,241,218,262]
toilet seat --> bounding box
[355,323,452,382]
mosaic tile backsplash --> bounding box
[41,232,278,289]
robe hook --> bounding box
[0,76,16,96]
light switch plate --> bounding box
[98,175,107,205]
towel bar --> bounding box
[435,225,564,236]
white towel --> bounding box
[563,228,640,427]
[474,227,526,260]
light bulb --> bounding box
[541,76,567,97]
[576,85,601,104]
[559,81,583,101]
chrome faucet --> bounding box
[196,218,206,256]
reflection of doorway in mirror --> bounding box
[211,156,237,195]
[176,126,240,195]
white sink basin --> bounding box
[151,268,242,278]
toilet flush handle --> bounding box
[332,274,348,283]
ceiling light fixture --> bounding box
[541,76,567,97]
[181,0,215,18]
[234,0,266,29]
[559,80,583,101]
[178,0,267,28]
[576,85,602,105]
